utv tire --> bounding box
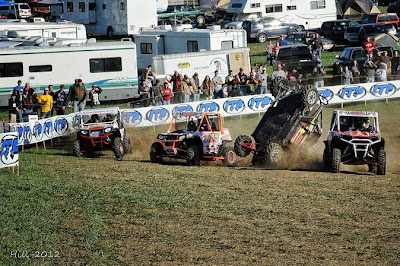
[73,139,83,157]
[377,148,386,175]
[123,137,132,154]
[113,137,124,161]
[257,33,267,43]
[331,147,341,173]
[301,86,319,108]
[265,142,282,165]
[234,135,252,157]
[196,14,206,25]
[187,145,200,166]
[150,142,163,164]
[222,146,237,167]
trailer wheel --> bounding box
[196,14,206,25]
[265,142,282,165]
[301,86,319,107]
[257,33,267,43]
[377,148,386,175]
[187,145,200,166]
[107,26,114,38]
[234,135,252,157]
[222,146,237,167]
[331,147,341,173]
[73,139,83,157]
[150,142,163,164]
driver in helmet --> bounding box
[187,118,197,131]
[357,117,374,132]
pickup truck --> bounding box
[316,19,359,45]
[158,4,208,25]
[273,44,315,75]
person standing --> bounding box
[68,78,79,104]
[351,59,361,84]
[48,85,56,116]
[190,73,201,102]
[257,68,268,94]
[376,62,388,82]
[201,75,214,100]
[22,89,34,118]
[342,65,353,85]
[13,80,24,94]
[238,68,248,96]
[180,75,191,103]
[8,92,20,123]
[171,71,181,103]
[162,82,173,105]
[24,82,35,96]
[70,79,87,112]
[312,61,326,88]
[247,67,258,95]
[225,70,235,96]
[363,59,378,83]
[272,63,286,80]
[212,70,224,99]
[288,68,299,90]
[391,50,400,79]
[379,51,392,76]
[55,85,69,115]
[363,36,375,60]
[138,80,151,107]
[266,40,274,66]
[311,33,323,59]
[151,79,163,106]
[278,35,287,46]
[38,88,53,119]
[89,85,103,109]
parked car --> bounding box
[242,17,301,43]
[158,4,208,25]
[0,3,31,19]
[317,19,359,45]
[361,13,399,29]
[273,44,315,75]
[285,31,335,51]
[344,23,396,45]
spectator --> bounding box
[288,68,299,90]
[8,92,20,123]
[278,35,287,46]
[162,82,173,105]
[302,31,312,48]
[257,67,268,94]
[201,75,214,100]
[151,79,163,106]
[342,65,353,85]
[14,90,23,122]
[68,78,79,103]
[363,59,378,83]
[231,74,241,96]
[272,40,280,56]
[247,67,258,94]
[266,40,274,66]
[89,84,103,109]
[311,33,323,59]
[363,36,375,60]
[190,73,201,102]
[212,70,224,99]
[225,70,235,95]
[138,80,151,107]
[376,62,387,82]
[171,71,181,103]
[238,67,248,96]
[312,61,326,88]
[13,80,24,94]
[24,82,35,96]
[70,79,87,112]
[180,75,191,103]
[351,59,361,84]
[272,63,286,80]
[22,89,33,118]
[379,51,391,76]
[48,85,56,116]
[391,50,400,79]
[55,85,69,115]
[38,88,53,119]
[31,91,39,114]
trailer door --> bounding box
[89,0,96,24]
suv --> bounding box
[158,4,208,25]
[323,110,386,175]
[317,19,359,45]
[361,13,399,29]
[150,112,237,166]
[73,108,132,161]
[273,44,315,75]
[0,3,31,19]
[242,17,301,43]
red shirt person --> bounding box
[363,36,375,60]
[162,82,173,104]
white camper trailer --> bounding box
[227,0,337,29]
[134,25,247,71]
[152,48,251,82]
[0,18,87,39]
[0,41,138,106]
[61,0,158,37]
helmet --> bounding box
[362,118,370,129]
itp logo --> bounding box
[54,117,69,135]
[44,120,53,138]
[318,89,334,101]
[123,111,142,126]
[338,86,366,100]
[146,107,170,123]
[172,104,193,116]
[196,101,220,112]
[248,96,272,111]
[0,134,19,165]
[33,122,43,141]
[370,83,397,97]
[223,98,245,114]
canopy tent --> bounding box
[374,33,399,51]
[337,0,381,19]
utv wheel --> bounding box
[323,147,331,171]
[150,142,163,164]
[301,86,319,107]
[271,76,289,98]
[265,142,282,165]
[113,137,124,161]
[331,147,341,173]
[257,33,267,43]
[234,135,252,157]
[377,148,386,175]
[222,146,237,167]
[196,14,205,25]
[187,145,200,166]
[73,139,83,157]
[123,137,132,154]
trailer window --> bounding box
[29,65,52,73]
[140,43,153,54]
[102,4,106,9]
[120,2,125,10]
[221,41,233,50]
[89,58,122,73]
[265,4,282,13]
[310,0,326,10]
[287,5,296,10]
[187,41,198,52]
[67,2,73,12]
[79,2,85,12]
[250,3,260,8]
[0,63,23,78]
[89,3,96,10]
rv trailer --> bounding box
[61,0,158,37]
[226,0,337,30]
[0,40,138,106]
[134,25,247,72]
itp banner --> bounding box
[0,132,19,168]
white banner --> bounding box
[0,132,19,168]
[6,80,400,145]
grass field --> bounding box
[1,100,399,264]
